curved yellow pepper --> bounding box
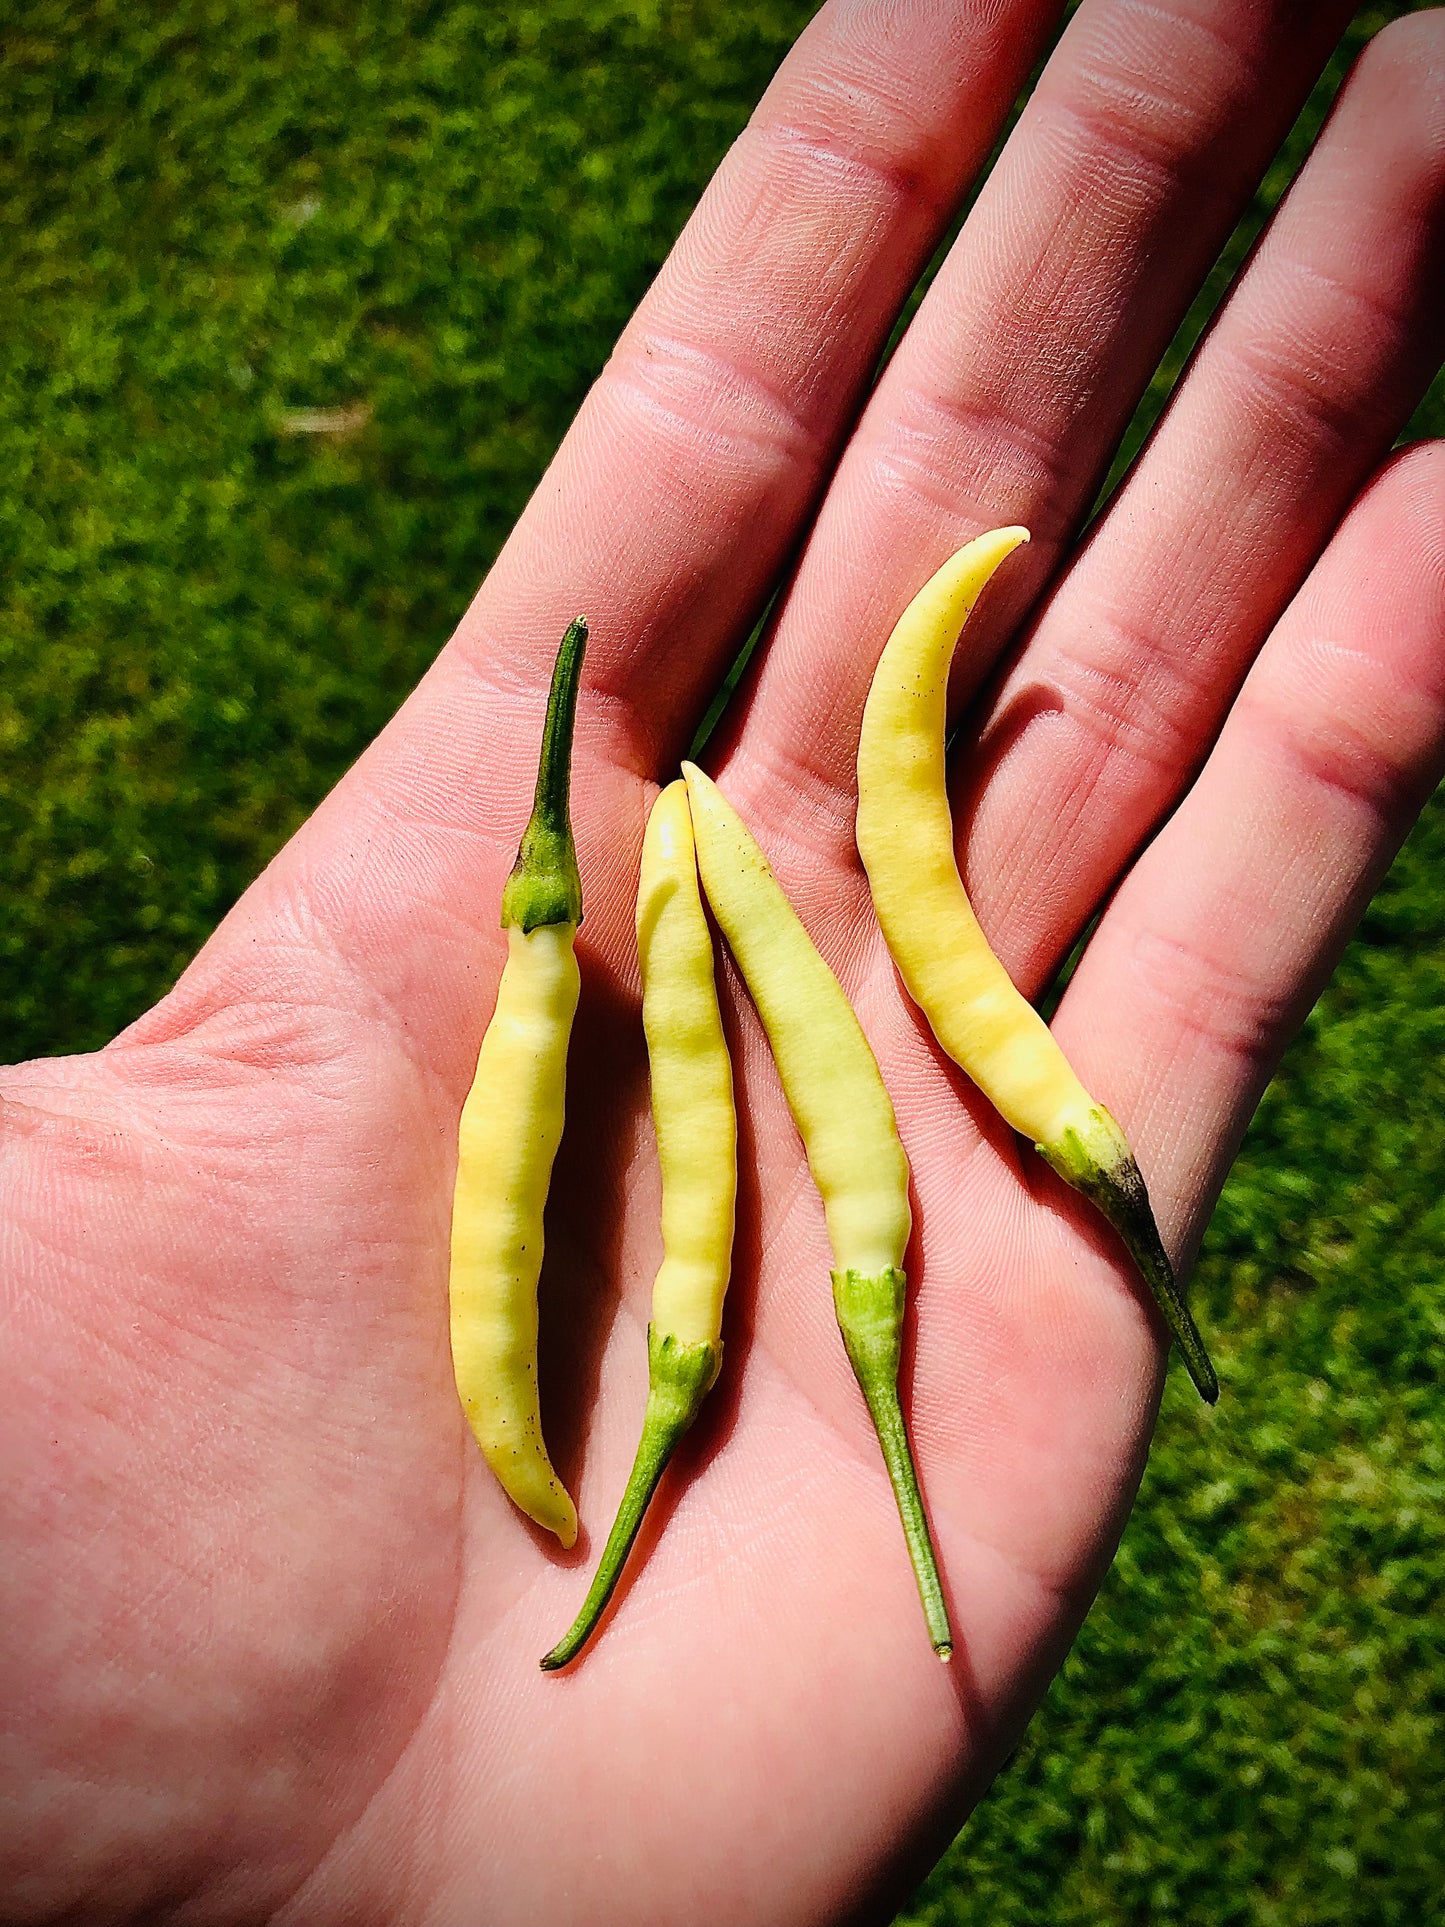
[682,761,952,1660]
[451,922,580,1544]
[856,531,1218,1402]
[542,780,735,1668]
[641,781,738,1351]
[450,617,589,1546]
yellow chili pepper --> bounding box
[542,779,735,1669]
[681,760,953,1660]
[856,529,1218,1402]
[450,616,589,1546]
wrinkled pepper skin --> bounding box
[451,920,581,1547]
[542,779,733,1669]
[449,616,589,1544]
[856,531,1217,1402]
[682,761,953,1660]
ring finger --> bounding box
[961,6,1445,992]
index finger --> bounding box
[449,0,1062,743]
[156,0,1065,1050]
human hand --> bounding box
[5,2,1443,1921]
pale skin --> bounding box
[4,2,1445,1922]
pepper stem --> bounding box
[832,1268,953,1660]
[540,1328,723,1672]
[1038,1108,1219,1404]
[501,615,588,932]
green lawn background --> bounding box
[2,4,1441,1921]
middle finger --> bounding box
[722,0,1355,836]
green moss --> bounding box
[0,0,815,1054]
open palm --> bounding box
[6,3,1445,1921]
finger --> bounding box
[125,0,1063,1062]
[962,7,1445,989]
[450,0,1060,733]
[717,0,1355,826]
[1053,441,1445,1277]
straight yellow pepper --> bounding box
[542,779,735,1669]
[682,761,953,1660]
[450,616,589,1546]
[856,530,1218,1401]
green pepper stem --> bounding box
[540,1328,722,1672]
[832,1268,953,1660]
[1038,1112,1219,1404]
[501,615,588,932]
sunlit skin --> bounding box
[4,3,1445,1922]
